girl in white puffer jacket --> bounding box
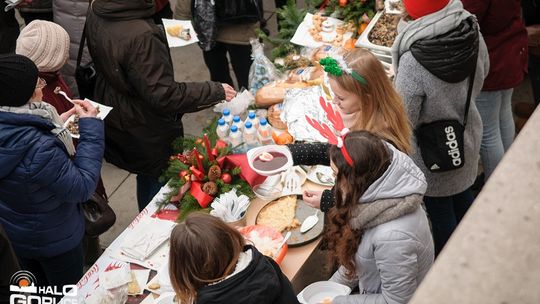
[324,131,434,304]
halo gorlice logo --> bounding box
[9,270,78,304]
[9,271,37,294]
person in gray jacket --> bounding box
[392,0,489,255]
[52,0,90,97]
[324,131,434,304]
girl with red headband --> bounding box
[319,130,433,304]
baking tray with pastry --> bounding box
[256,195,324,247]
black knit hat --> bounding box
[0,54,39,107]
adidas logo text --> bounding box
[445,126,462,167]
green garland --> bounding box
[259,0,323,59]
[322,0,376,31]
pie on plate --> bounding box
[257,195,301,232]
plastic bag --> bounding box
[85,286,128,304]
[248,38,279,95]
[214,89,254,116]
[84,262,131,304]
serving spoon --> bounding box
[300,210,320,234]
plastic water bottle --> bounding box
[245,110,260,130]
[216,118,229,140]
[258,118,273,145]
[232,115,243,132]
[228,125,243,148]
[243,121,259,150]
[222,109,232,126]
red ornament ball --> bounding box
[221,173,232,184]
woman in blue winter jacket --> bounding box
[0,55,104,287]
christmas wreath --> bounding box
[157,122,255,221]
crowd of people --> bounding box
[0,0,535,303]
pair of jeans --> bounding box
[202,42,253,90]
[424,188,475,256]
[136,174,163,212]
[18,241,83,295]
[475,89,515,180]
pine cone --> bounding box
[202,181,218,196]
[208,165,222,181]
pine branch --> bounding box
[177,194,203,221]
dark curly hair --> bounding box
[326,131,392,279]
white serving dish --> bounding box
[356,11,393,63]
[297,281,352,304]
[246,145,293,176]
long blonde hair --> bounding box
[330,49,412,154]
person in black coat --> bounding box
[86,0,236,211]
[0,224,20,304]
[169,213,299,304]
[0,2,20,54]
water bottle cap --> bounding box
[245,121,252,129]
[259,118,267,125]
[223,109,230,116]
[233,115,241,122]
[248,112,256,119]
[218,118,225,125]
[231,125,238,132]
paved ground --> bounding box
[99,4,536,249]
[99,3,279,247]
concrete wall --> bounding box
[410,108,540,303]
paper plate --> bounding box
[144,263,174,295]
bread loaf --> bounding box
[255,81,310,107]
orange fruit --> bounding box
[272,131,294,145]
[344,38,357,50]
[358,23,368,35]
